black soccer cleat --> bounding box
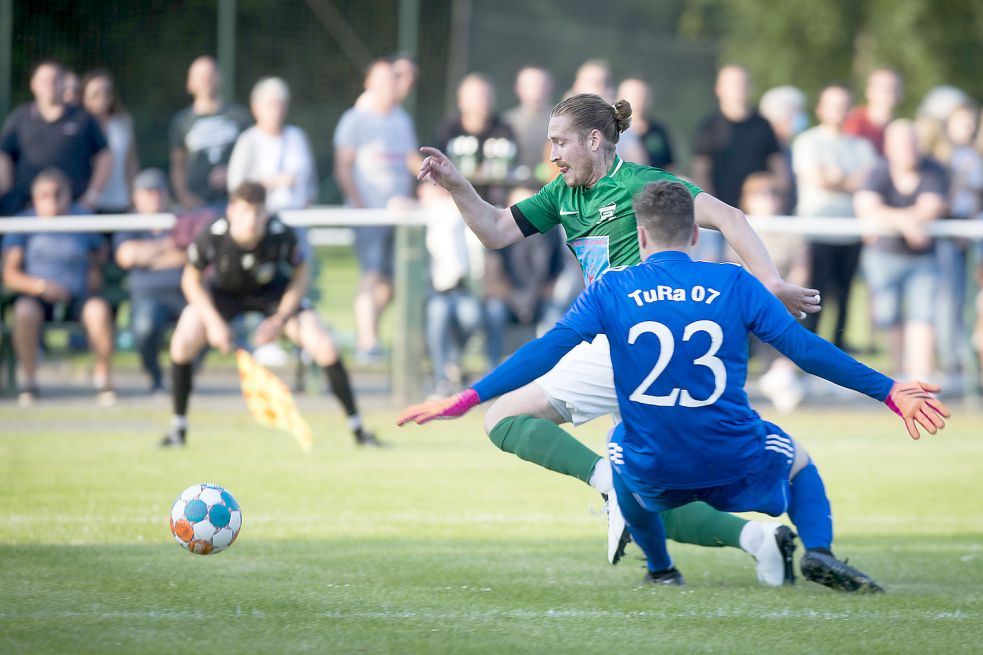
[355,429,385,448]
[800,550,884,593]
[642,567,686,587]
[776,525,797,585]
[160,427,186,448]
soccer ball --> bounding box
[169,483,242,555]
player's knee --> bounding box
[483,399,514,437]
[485,415,513,449]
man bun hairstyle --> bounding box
[612,99,632,134]
[230,181,266,207]
[632,180,695,245]
[550,93,633,151]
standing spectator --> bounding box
[113,169,189,393]
[435,73,518,207]
[844,68,902,155]
[62,70,80,106]
[227,77,316,215]
[169,56,250,210]
[390,53,419,104]
[692,65,786,259]
[81,69,139,213]
[759,85,808,213]
[0,60,111,215]
[855,120,948,379]
[1,168,115,406]
[793,83,878,350]
[916,86,971,161]
[932,102,983,383]
[420,183,482,395]
[567,59,614,103]
[503,66,554,184]
[616,77,675,170]
[333,59,418,361]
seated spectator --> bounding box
[1,168,115,406]
[420,183,482,395]
[113,169,189,392]
[483,187,565,365]
[81,69,139,213]
[855,119,948,379]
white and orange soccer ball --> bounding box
[169,483,242,555]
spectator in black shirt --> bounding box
[161,182,378,447]
[0,60,111,215]
[434,73,517,207]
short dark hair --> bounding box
[31,167,71,195]
[230,182,266,207]
[632,181,695,245]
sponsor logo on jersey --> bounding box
[597,203,617,223]
[559,209,578,216]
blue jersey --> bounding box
[473,250,894,490]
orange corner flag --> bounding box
[236,349,313,451]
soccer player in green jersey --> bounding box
[417,94,821,585]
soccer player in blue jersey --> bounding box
[399,180,950,592]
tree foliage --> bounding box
[679,0,983,110]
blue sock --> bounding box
[613,469,672,572]
[787,461,833,551]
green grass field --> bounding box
[1,399,981,654]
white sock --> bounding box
[171,415,188,430]
[588,459,613,495]
[738,521,764,554]
[347,415,363,432]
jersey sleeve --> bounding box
[471,323,586,402]
[737,270,893,400]
[187,222,215,271]
[509,177,561,235]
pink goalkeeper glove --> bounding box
[396,388,481,426]
[884,381,951,440]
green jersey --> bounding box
[510,155,702,285]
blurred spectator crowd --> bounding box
[1,54,983,407]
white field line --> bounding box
[0,608,976,621]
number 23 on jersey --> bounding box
[627,320,726,408]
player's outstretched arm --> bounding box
[694,193,820,318]
[418,146,524,249]
[397,322,585,426]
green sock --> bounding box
[660,502,746,549]
[488,415,601,485]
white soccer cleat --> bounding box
[751,521,797,586]
[605,489,631,565]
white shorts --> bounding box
[535,335,619,426]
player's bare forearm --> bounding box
[696,193,820,316]
[417,146,523,249]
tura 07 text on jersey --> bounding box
[627,285,721,307]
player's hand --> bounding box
[396,389,481,426]
[253,314,286,346]
[770,280,821,319]
[885,381,951,440]
[205,318,234,354]
[418,147,466,190]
